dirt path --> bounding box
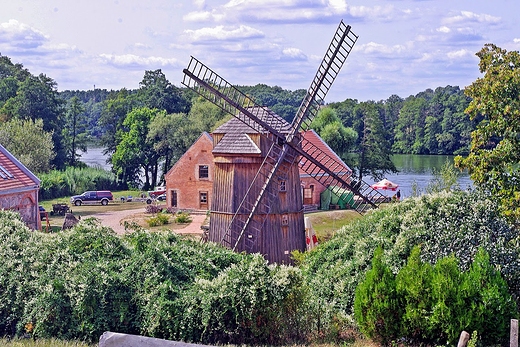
[91,207,206,235]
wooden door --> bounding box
[303,185,314,205]
[170,190,178,207]
[199,191,208,209]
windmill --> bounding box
[182,21,386,264]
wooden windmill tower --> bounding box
[182,21,385,264]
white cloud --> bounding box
[183,10,225,22]
[444,11,501,25]
[184,25,264,42]
[0,19,48,49]
[348,5,397,20]
[447,49,472,59]
[437,26,451,33]
[99,54,180,69]
[514,38,520,43]
[356,42,409,55]
[282,47,307,60]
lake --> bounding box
[376,154,473,199]
[80,149,472,198]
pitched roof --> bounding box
[212,106,291,135]
[212,106,290,155]
[0,144,40,193]
[164,132,213,177]
[299,129,352,177]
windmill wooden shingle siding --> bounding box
[210,111,305,264]
[0,144,41,230]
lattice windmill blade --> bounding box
[289,21,358,136]
[183,57,288,137]
[296,134,385,212]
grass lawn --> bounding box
[305,209,363,242]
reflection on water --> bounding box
[80,147,110,170]
[81,149,473,198]
[375,154,473,199]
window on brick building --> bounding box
[198,165,209,179]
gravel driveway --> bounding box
[91,207,206,235]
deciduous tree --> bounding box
[455,44,520,221]
[0,118,55,173]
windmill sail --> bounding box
[182,21,384,261]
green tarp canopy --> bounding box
[320,186,355,210]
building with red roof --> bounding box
[299,129,352,210]
[0,144,41,230]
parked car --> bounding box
[70,191,114,206]
[156,193,166,201]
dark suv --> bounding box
[70,191,114,206]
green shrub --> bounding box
[146,212,169,227]
[354,246,401,345]
[174,212,192,224]
[39,167,117,200]
[176,254,308,345]
[396,245,434,340]
[356,246,518,346]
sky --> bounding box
[0,0,519,103]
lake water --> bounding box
[80,149,472,198]
[376,154,473,199]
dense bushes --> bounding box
[0,211,306,344]
[355,246,517,345]
[39,167,118,200]
[300,190,520,343]
[2,189,519,345]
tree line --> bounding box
[1,46,517,219]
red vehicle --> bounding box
[146,187,166,204]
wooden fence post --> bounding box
[511,319,518,347]
[457,331,470,347]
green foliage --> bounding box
[62,96,88,166]
[112,107,162,189]
[354,247,401,345]
[310,107,357,157]
[177,255,308,344]
[426,158,461,193]
[0,212,308,344]
[300,190,520,344]
[39,167,117,199]
[455,44,520,221]
[238,84,306,122]
[174,212,192,224]
[146,212,170,227]
[0,55,66,169]
[356,246,517,345]
[356,101,397,181]
[395,246,433,340]
[0,118,55,173]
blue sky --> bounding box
[0,0,518,102]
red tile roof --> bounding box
[0,144,40,193]
[299,129,352,177]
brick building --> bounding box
[0,144,41,230]
[164,129,352,212]
[164,132,213,211]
